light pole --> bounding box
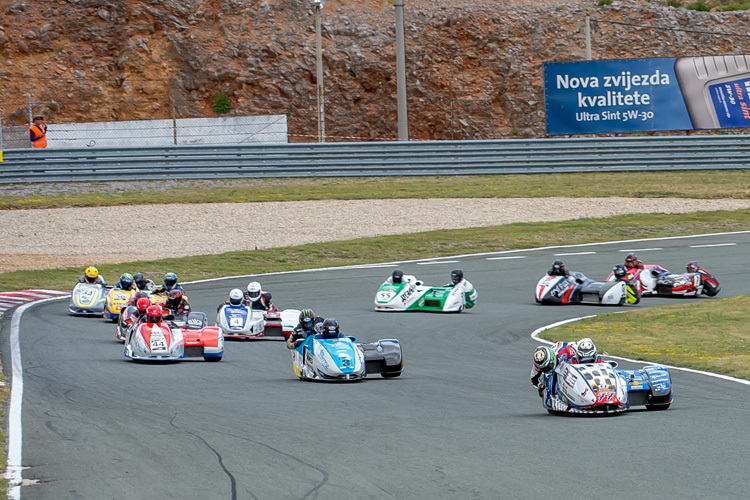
[395,0,408,141]
[313,0,326,142]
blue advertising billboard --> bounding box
[544,56,750,135]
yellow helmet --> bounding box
[85,267,99,279]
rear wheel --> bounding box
[703,282,720,297]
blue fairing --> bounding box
[223,305,249,328]
[617,369,652,393]
[643,365,672,395]
[297,335,357,373]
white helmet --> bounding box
[576,338,597,363]
[229,288,244,305]
[247,281,262,301]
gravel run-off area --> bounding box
[3,197,750,273]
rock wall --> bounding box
[2,0,750,141]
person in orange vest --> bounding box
[29,116,48,148]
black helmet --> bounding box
[450,269,464,285]
[391,269,404,284]
[686,261,700,273]
[167,289,183,307]
[613,264,627,279]
[320,318,340,339]
[299,309,316,330]
[552,260,564,271]
[133,272,147,288]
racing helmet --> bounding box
[85,266,99,281]
[136,297,152,313]
[163,272,178,290]
[167,289,184,307]
[119,273,134,289]
[145,304,162,323]
[576,338,597,364]
[686,261,700,273]
[450,269,464,285]
[533,346,557,373]
[247,281,262,301]
[133,290,149,304]
[133,272,147,289]
[624,253,639,267]
[391,269,404,284]
[551,260,565,273]
[613,264,627,279]
[228,288,244,306]
[320,318,340,339]
[299,308,316,330]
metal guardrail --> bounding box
[1,136,749,183]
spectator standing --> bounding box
[29,116,48,148]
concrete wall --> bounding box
[1,114,288,150]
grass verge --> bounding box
[1,208,749,292]
[2,170,750,209]
[538,296,750,381]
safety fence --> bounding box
[1,135,748,184]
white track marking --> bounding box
[553,251,596,256]
[618,247,662,252]
[416,260,460,265]
[690,243,736,248]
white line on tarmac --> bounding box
[553,251,596,256]
[690,243,736,248]
[618,247,662,252]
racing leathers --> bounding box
[152,283,184,296]
[161,298,191,316]
[547,266,570,277]
[286,315,325,349]
[217,297,249,311]
[113,281,137,291]
[78,274,106,285]
[615,271,641,305]
[529,340,604,390]
[134,278,156,292]
[383,274,422,286]
[445,278,477,309]
[246,291,273,311]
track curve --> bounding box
[3,232,750,500]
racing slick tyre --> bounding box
[204,356,222,362]
[703,282,720,297]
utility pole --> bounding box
[585,16,592,60]
[314,0,326,142]
[395,0,409,140]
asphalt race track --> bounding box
[3,232,750,500]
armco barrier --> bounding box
[1,135,749,183]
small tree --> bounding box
[212,92,233,115]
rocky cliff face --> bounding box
[2,0,750,141]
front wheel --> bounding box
[645,404,670,411]
[204,356,222,362]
